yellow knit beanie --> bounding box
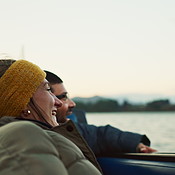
[0,59,46,117]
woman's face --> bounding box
[32,79,62,126]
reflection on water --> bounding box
[86,112,175,152]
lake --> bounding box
[86,112,175,152]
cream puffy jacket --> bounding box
[0,117,102,175]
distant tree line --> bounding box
[73,98,175,112]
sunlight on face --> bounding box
[32,79,61,126]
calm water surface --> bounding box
[86,112,175,152]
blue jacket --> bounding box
[74,122,150,157]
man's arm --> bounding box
[75,123,154,157]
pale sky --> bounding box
[0,0,175,98]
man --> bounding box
[45,70,157,157]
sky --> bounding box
[0,0,175,99]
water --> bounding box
[86,112,175,152]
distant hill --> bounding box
[72,94,175,105]
[72,94,175,112]
[72,96,108,104]
[106,94,175,104]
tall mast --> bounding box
[20,45,25,59]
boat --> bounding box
[68,108,175,175]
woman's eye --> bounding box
[47,88,52,92]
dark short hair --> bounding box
[44,70,63,84]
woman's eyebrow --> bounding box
[46,82,54,92]
[42,82,51,90]
[47,82,51,86]
[43,82,49,87]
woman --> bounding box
[0,59,102,175]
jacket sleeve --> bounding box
[75,123,150,157]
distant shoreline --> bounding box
[73,96,175,113]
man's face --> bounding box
[50,83,76,123]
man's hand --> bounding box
[136,143,157,153]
